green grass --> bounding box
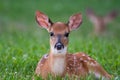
[0,0,120,80]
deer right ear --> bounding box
[35,11,53,30]
[68,13,82,31]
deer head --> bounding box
[36,11,82,55]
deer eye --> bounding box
[50,32,54,36]
[64,33,69,37]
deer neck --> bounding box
[49,51,67,75]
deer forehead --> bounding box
[50,22,69,34]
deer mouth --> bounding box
[54,47,67,54]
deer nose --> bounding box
[55,42,64,50]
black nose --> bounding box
[55,43,64,50]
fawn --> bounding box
[86,8,118,35]
[35,11,112,79]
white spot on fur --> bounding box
[82,54,86,56]
[73,55,76,66]
[80,58,83,61]
[40,64,42,65]
[95,72,101,78]
[83,60,87,62]
[87,57,91,60]
[90,62,95,66]
[39,54,48,64]
[89,71,103,79]
[94,72,105,80]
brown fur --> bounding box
[35,53,111,79]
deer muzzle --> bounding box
[54,35,64,50]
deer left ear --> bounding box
[35,11,53,31]
[68,13,82,31]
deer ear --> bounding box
[35,11,53,30]
[68,13,82,31]
[103,10,118,24]
[86,8,98,25]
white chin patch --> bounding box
[51,46,67,55]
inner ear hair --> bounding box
[67,13,82,31]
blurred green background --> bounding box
[0,0,120,79]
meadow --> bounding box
[0,0,120,80]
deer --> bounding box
[86,8,118,35]
[35,10,112,79]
